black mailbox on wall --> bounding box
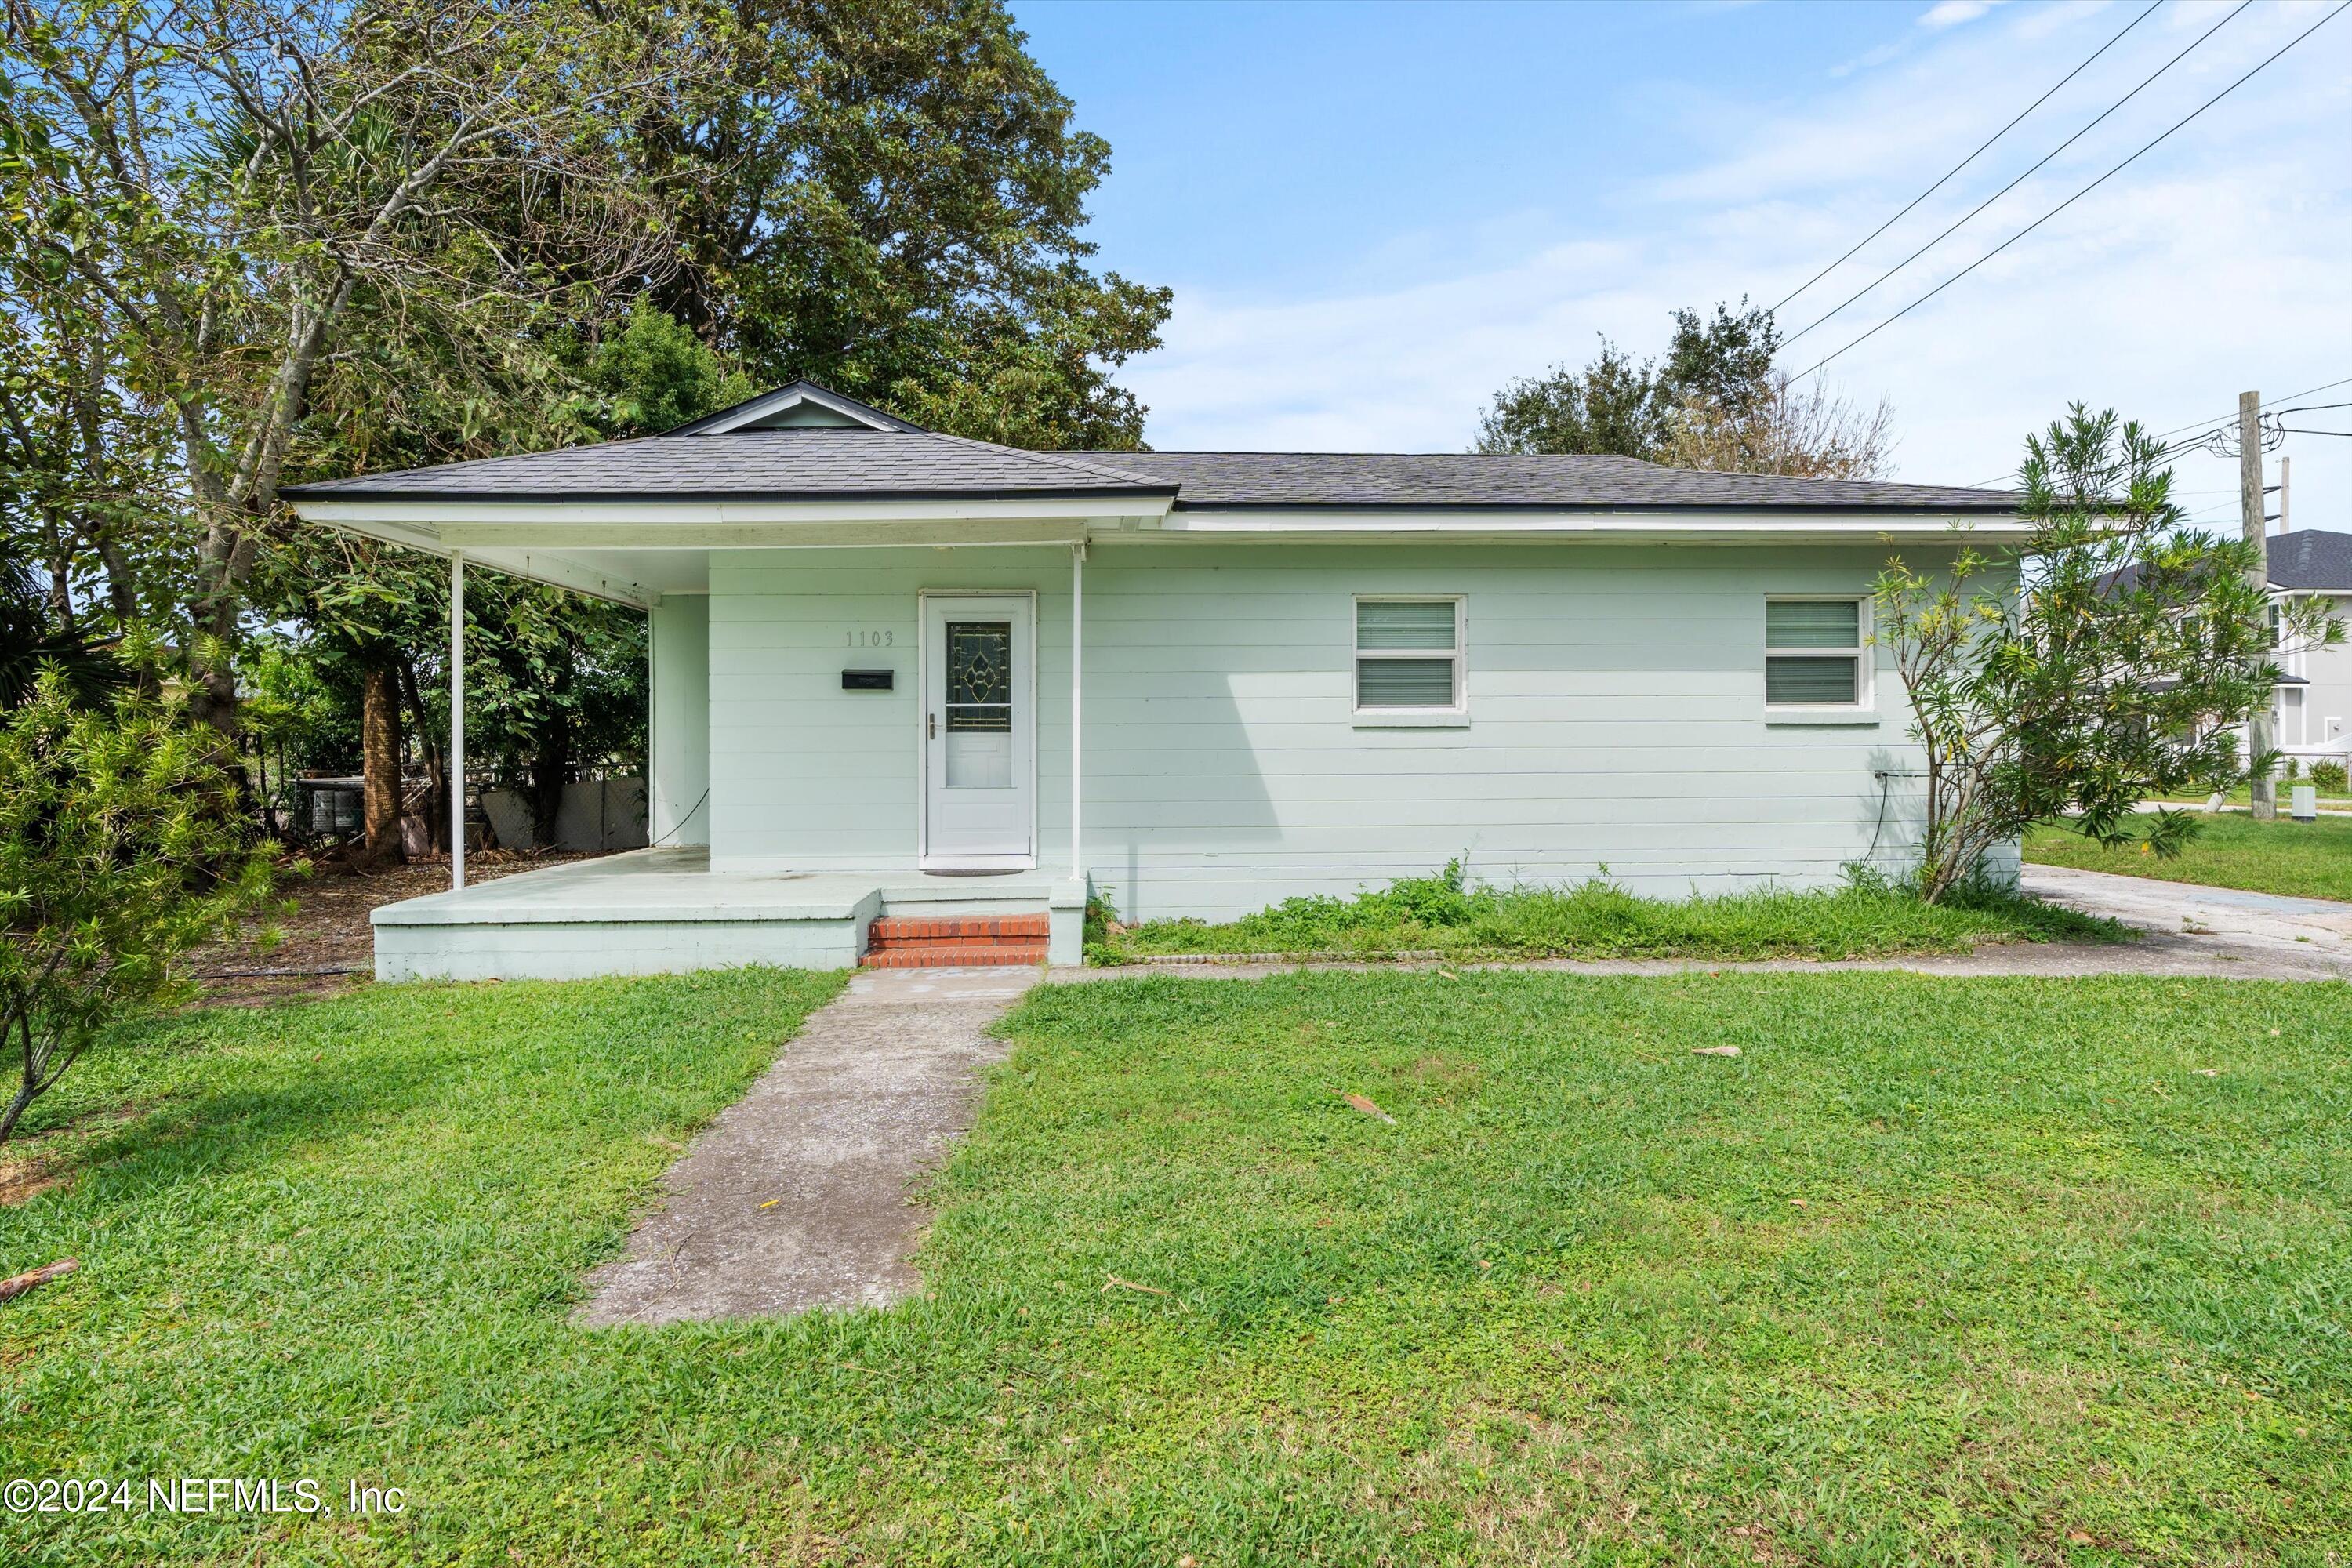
[841,669,894,691]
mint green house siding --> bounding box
[648,594,710,847]
[704,539,1955,921]
[283,380,2028,979]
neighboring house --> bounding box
[281,380,2026,977]
[2260,529,2352,764]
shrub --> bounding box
[1874,407,2343,900]
[1,674,281,1145]
[2312,760,2348,794]
[1094,861,2121,963]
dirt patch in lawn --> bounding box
[191,850,613,1004]
[0,1095,180,1206]
[0,1155,66,1207]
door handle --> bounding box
[928,713,937,739]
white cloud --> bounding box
[1920,1,2000,31]
[1126,0,2352,516]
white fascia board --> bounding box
[1149,509,2030,541]
[430,519,1097,551]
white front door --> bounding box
[922,594,1035,867]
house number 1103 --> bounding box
[844,630,895,648]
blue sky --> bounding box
[1007,0,2352,523]
[1013,2,1912,296]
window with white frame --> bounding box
[1354,597,1465,713]
[1765,597,1869,708]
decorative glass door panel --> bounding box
[922,597,1034,865]
[943,621,1014,789]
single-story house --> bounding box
[281,381,2025,975]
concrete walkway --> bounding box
[579,964,1039,1325]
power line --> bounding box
[1791,0,2348,379]
[1782,0,2250,350]
[2150,377,2352,443]
[1770,0,2162,314]
[1971,387,2352,488]
[2157,394,2352,459]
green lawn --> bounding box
[6,969,2350,1563]
[2143,776,2351,810]
[2027,811,2352,902]
[1094,872,2122,963]
[2144,789,2352,811]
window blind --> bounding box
[1355,598,1461,710]
[1765,655,1859,705]
[1766,599,1860,648]
[1357,658,1457,706]
[1356,599,1459,650]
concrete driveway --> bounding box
[2017,863,2352,980]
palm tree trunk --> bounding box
[361,662,405,864]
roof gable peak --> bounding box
[666,380,925,436]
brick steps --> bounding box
[862,913,1049,968]
[860,943,1047,968]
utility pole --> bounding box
[2241,390,2276,822]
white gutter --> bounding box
[1149,510,2027,539]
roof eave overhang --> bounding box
[291,512,661,608]
[285,494,1179,584]
[289,492,2023,553]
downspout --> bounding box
[451,550,466,891]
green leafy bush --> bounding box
[2311,760,2348,794]
[1874,408,2344,900]
[1,674,281,1144]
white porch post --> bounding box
[450,551,466,891]
[1044,539,1088,965]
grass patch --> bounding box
[1092,867,2122,963]
[1,968,844,1564]
[11,967,2350,1562]
[2145,782,2352,810]
[2027,811,2352,902]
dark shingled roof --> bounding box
[279,384,2020,512]
[2263,528,2352,590]
[1069,450,2016,511]
[2099,528,2352,594]
[280,431,1173,503]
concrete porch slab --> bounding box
[371,846,1062,926]
[367,847,1078,979]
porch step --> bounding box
[862,914,1050,968]
[860,943,1047,969]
